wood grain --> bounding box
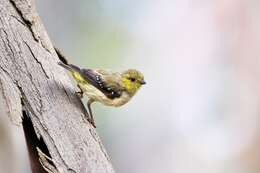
[0,0,114,172]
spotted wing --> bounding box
[80,69,123,99]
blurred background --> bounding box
[2,0,260,172]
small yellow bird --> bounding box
[58,62,146,128]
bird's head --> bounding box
[121,69,146,96]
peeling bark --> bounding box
[0,0,114,172]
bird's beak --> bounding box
[140,80,146,85]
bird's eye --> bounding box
[128,77,136,82]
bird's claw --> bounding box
[76,84,84,98]
[76,91,83,98]
[87,118,96,128]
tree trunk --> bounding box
[0,0,115,173]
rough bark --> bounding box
[0,0,115,173]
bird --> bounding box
[58,62,146,128]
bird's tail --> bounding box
[58,62,86,83]
[58,62,81,73]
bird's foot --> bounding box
[76,84,84,98]
[81,109,96,128]
[76,90,83,98]
[87,118,96,128]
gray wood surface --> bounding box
[0,0,114,172]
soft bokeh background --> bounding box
[2,0,260,172]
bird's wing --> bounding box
[80,69,123,99]
[58,62,123,99]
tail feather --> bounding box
[58,62,86,82]
[58,62,81,73]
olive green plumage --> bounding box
[58,62,145,127]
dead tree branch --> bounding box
[0,0,114,172]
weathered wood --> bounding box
[0,0,114,172]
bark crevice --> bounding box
[9,0,38,42]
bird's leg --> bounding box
[87,99,96,128]
[76,84,84,98]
